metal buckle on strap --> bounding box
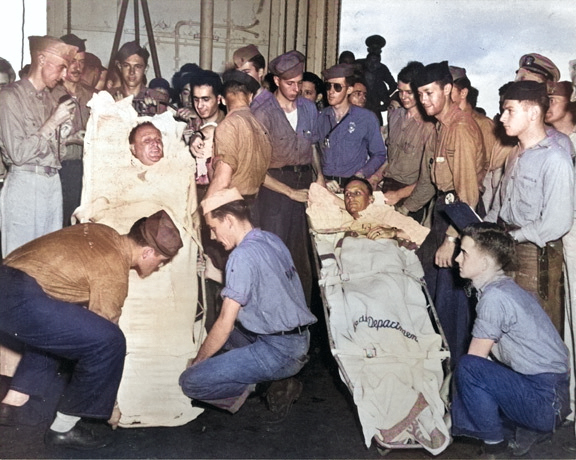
[10,164,58,177]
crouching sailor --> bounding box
[452,223,570,457]
[179,188,316,420]
[0,210,183,449]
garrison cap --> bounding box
[546,81,573,99]
[322,63,355,80]
[269,51,305,79]
[449,65,467,81]
[141,210,183,258]
[503,80,547,102]
[29,36,78,64]
[222,69,260,94]
[413,61,452,89]
[233,44,262,68]
[518,53,560,82]
[60,33,86,53]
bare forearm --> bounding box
[311,145,325,186]
[263,174,292,195]
[191,298,240,366]
[206,160,233,198]
[263,174,308,202]
[468,338,494,358]
[192,319,233,365]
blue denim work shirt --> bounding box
[315,104,387,178]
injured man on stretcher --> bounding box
[307,178,450,455]
[307,176,430,247]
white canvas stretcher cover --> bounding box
[75,91,203,427]
[308,185,450,455]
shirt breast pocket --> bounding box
[444,148,455,161]
[516,174,540,219]
[402,140,417,156]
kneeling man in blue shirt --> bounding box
[179,188,316,419]
[451,223,570,456]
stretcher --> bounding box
[75,91,205,427]
[307,183,451,456]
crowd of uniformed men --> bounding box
[0,31,575,455]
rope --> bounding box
[20,0,25,69]
[67,0,72,35]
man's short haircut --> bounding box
[250,53,266,72]
[263,72,278,93]
[116,41,150,65]
[344,176,373,195]
[129,121,159,145]
[453,76,472,91]
[172,63,202,96]
[461,222,517,271]
[127,217,150,248]
[191,70,223,97]
[0,58,17,83]
[568,101,576,122]
[222,80,250,98]
[345,75,357,87]
[348,74,367,88]
[303,71,324,96]
[209,199,251,223]
[467,86,479,108]
[397,61,424,85]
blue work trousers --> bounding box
[0,265,126,419]
[256,168,314,305]
[179,326,310,412]
[416,195,475,368]
[452,354,570,442]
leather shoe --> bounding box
[478,440,510,459]
[0,401,44,426]
[264,377,303,423]
[511,427,552,457]
[45,423,112,450]
[0,402,18,426]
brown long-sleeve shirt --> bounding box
[4,223,132,323]
[432,104,485,208]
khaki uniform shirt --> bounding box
[432,104,485,208]
[213,107,272,196]
[4,223,132,323]
[0,78,59,168]
[386,106,437,212]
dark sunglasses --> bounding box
[325,82,346,93]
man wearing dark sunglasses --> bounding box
[315,63,387,193]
